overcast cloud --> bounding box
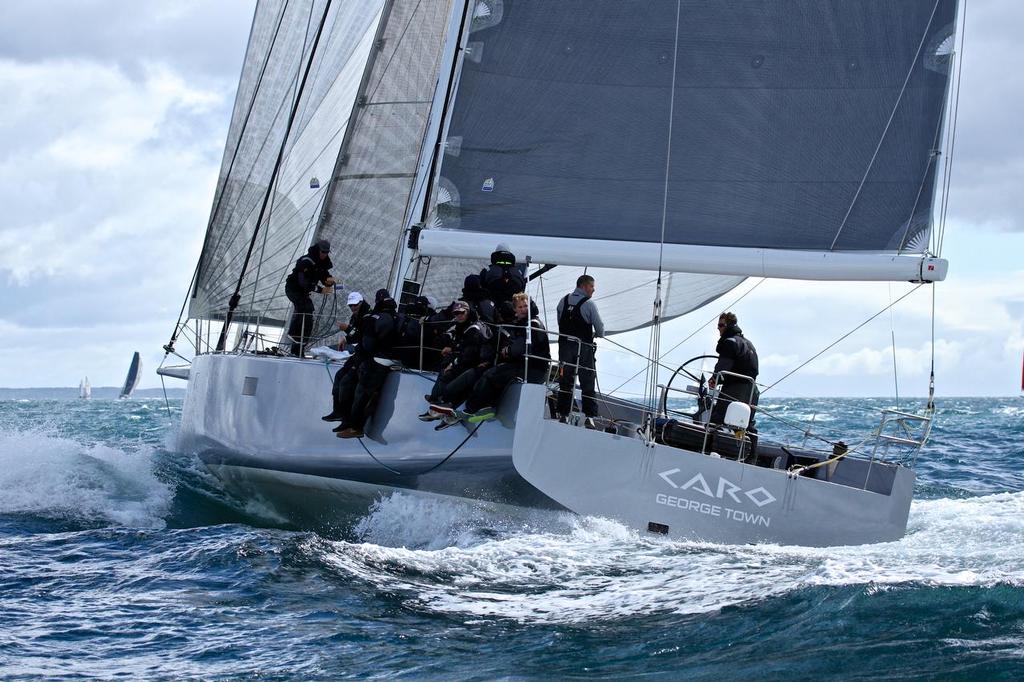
[0,0,1020,396]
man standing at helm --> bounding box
[555,274,604,428]
[284,238,335,357]
[709,311,759,428]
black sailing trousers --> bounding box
[285,284,315,356]
[556,340,597,417]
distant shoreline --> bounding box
[0,387,186,399]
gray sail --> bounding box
[119,352,142,399]
[533,267,744,336]
[189,0,387,324]
[432,0,957,254]
[316,0,482,307]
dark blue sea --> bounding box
[1,392,1022,680]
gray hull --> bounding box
[178,354,559,517]
[178,355,914,546]
[511,385,915,547]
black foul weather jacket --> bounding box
[286,247,333,294]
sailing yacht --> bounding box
[78,377,91,400]
[119,352,142,399]
[160,0,962,546]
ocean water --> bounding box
[1,394,1022,680]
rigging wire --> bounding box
[937,0,969,257]
[889,283,901,409]
[762,283,926,395]
[828,0,943,251]
[216,0,335,351]
[642,0,682,432]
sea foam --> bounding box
[0,426,173,528]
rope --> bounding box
[937,0,969,257]
[762,283,926,395]
[355,421,485,476]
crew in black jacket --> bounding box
[479,244,526,306]
[335,290,399,439]
[322,291,370,423]
[419,300,493,420]
[459,274,496,324]
[284,238,335,357]
[461,292,550,420]
[709,311,759,427]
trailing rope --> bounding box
[355,421,485,477]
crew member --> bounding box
[322,291,369,423]
[555,274,604,427]
[284,238,335,357]
[709,312,759,428]
[335,290,399,439]
[479,243,526,306]
[460,292,550,422]
[419,300,491,420]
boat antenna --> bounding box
[216,0,334,351]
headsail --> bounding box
[532,267,744,336]
[419,0,958,281]
[119,352,142,399]
[189,0,388,324]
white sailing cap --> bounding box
[346,291,364,305]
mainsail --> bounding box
[119,352,142,399]
[419,0,957,281]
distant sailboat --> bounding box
[78,377,91,400]
[119,352,142,399]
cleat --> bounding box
[336,428,364,439]
[584,417,597,430]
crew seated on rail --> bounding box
[455,292,550,423]
[418,300,494,422]
[333,290,399,440]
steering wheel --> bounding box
[658,354,719,418]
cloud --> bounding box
[942,0,1024,232]
[0,54,239,386]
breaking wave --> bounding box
[0,425,174,528]
[308,489,1024,624]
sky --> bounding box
[0,0,1021,397]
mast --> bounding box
[389,0,472,298]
